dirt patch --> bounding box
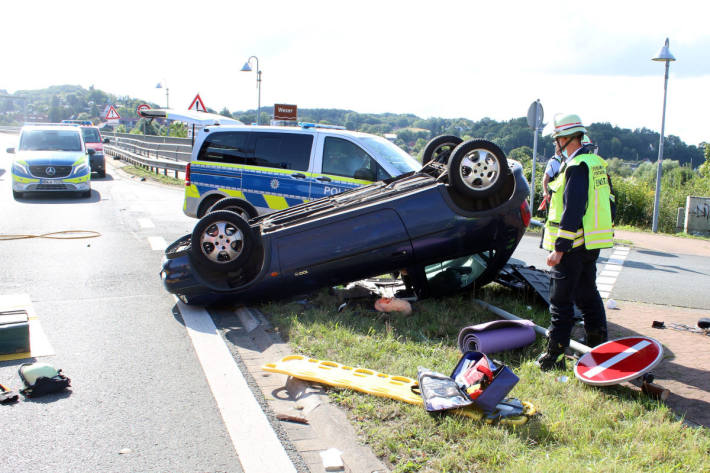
[604,299,710,427]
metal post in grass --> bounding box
[651,38,676,233]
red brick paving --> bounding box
[607,230,710,426]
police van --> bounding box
[183,122,422,218]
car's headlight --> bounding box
[12,161,29,175]
[72,163,90,176]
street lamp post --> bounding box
[240,56,261,125]
[651,38,676,233]
[156,81,169,109]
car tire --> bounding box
[207,197,258,220]
[98,170,106,178]
[12,190,22,199]
[447,139,509,199]
[422,135,463,165]
[191,210,258,272]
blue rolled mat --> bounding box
[457,319,537,354]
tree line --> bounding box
[1,85,705,168]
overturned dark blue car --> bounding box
[161,138,531,306]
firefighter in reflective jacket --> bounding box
[537,114,615,371]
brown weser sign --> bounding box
[274,103,298,121]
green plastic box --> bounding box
[0,309,31,355]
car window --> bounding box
[358,136,421,175]
[253,132,312,171]
[81,128,101,143]
[322,137,385,180]
[19,130,82,152]
[198,131,251,164]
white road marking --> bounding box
[138,217,155,229]
[596,276,617,285]
[148,236,167,251]
[582,340,651,378]
[595,246,631,299]
[178,300,297,473]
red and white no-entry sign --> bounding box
[574,337,663,386]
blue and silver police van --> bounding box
[184,122,422,219]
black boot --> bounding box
[535,342,566,371]
[585,330,608,348]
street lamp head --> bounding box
[240,62,252,72]
[652,38,676,62]
[156,82,163,89]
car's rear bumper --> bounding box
[90,154,105,172]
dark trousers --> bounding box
[548,248,607,348]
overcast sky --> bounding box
[2,0,709,145]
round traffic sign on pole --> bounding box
[136,103,151,116]
[574,337,663,386]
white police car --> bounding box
[7,124,93,199]
[183,123,422,218]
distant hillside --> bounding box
[1,85,704,167]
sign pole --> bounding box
[531,121,539,212]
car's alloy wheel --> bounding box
[447,139,509,199]
[191,210,257,272]
[422,135,463,165]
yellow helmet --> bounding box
[552,113,587,138]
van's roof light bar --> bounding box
[299,122,346,130]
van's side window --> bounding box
[322,137,383,181]
[198,132,251,164]
[253,133,312,171]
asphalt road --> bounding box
[0,133,244,473]
[512,232,710,310]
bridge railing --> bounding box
[103,132,192,179]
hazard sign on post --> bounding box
[105,105,121,120]
[188,94,206,112]
[574,337,663,386]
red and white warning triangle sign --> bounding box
[105,105,121,120]
[188,93,207,112]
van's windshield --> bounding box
[19,130,83,152]
[358,136,421,175]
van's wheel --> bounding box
[447,139,509,199]
[207,198,258,220]
[422,135,463,165]
[197,195,223,218]
[191,210,258,272]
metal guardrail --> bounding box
[103,132,193,162]
[104,132,192,179]
[0,125,21,134]
[105,143,187,179]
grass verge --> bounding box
[258,284,710,473]
[121,165,183,186]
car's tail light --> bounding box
[520,200,531,227]
[185,162,191,186]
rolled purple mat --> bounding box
[457,319,537,354]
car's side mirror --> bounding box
[103,138,110,143]
[87,149,96,155]
[354,168,376,181]
[6,148,15,154]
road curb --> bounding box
[214,306,389,473]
